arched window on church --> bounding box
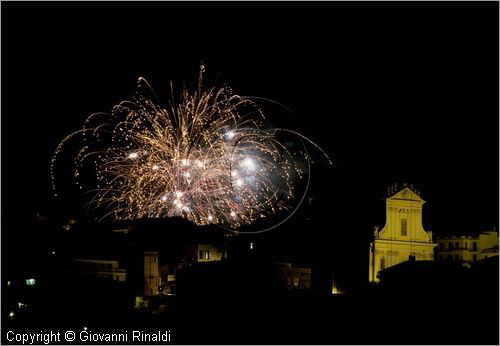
[380,257,385,270]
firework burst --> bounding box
[51,66,331,230]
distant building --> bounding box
[73,259,127,282]
[272,263,312,290]
[144,251,160,296]
[435,229,499,264]
[185,243,226,263]
[73,251,161,297]
[369,185,437,282]
[159,241,228,295]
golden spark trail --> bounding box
[51,67,331,229]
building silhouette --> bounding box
[369,184,437,282]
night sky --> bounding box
[2,3,498,267]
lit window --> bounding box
[25,278,36,286]
[293,277,299,287]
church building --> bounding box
[369,184,437,282]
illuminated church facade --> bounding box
[369,185,437,282]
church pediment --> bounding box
[389,187,424,202]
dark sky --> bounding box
[2,2,498,244]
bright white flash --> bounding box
[241,157,256,171]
